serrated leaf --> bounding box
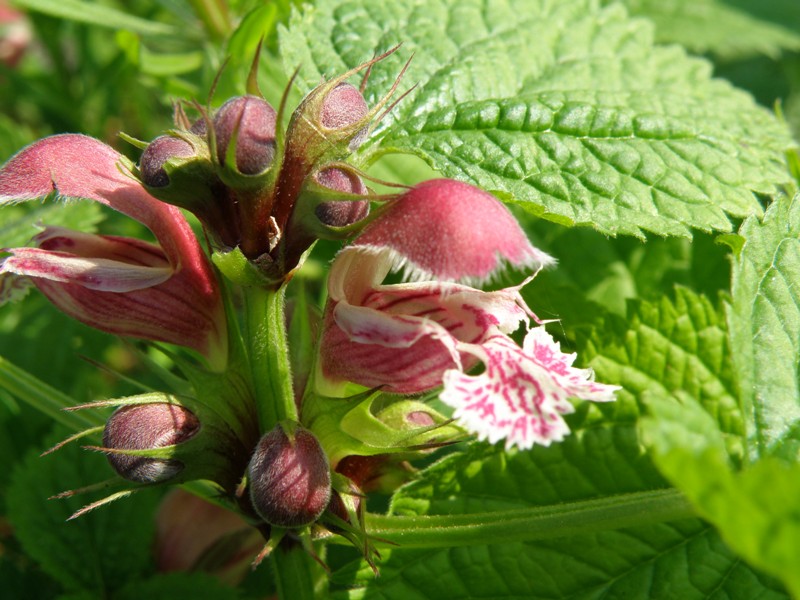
[332,521,788,599]
[584,286,743,457]
[641,393,800,598]
[612,0,800,59]
[6,435,160,595]
[280,0,792,238]
[728,193,800,459]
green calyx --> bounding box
[302,389,465,466]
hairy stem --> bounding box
[359,488,695,549]
[272,542,324,600]
[243,285,296,431]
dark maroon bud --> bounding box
[103,403,200,483]
[139,136,195,187]
[314,167,370,227]
[321,82,369,150]
[248,425,331,528]
[213,95,277,174]
[189,117,207,136]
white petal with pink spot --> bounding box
[441,329,619,450]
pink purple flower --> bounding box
[318,178,618,449]
[0,134,227,368]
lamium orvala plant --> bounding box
[2,1,800,599]
[0,43,620,589]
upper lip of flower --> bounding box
[0,133,227,369]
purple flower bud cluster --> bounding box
[133,54,397,288]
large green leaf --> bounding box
[642,392,800,599]
[728,193,800,459]
[280,0,792,238]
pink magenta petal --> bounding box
[440,330,619,450]
[31,269,224,360]
[0,136,227,366]
[320,300,464,394]
[320,253,534,394]
[352,179,554,284]
[2,227,175,291]
[34,226,170,267]
[523,328,619,402]
[1,247,172,291]
[0,134,200,267]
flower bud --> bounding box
[321,83,368,128]
[102,403,200,483]
[189,117,207,136]
[314,167,370,227]
[321,83,369,149]
[248,424,331,528]
[213,95,277,175]
[139,136,196,188]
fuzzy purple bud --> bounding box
[139,136,195,188]
[248,425,331,528]
[102,403,200,483]
[321,83,368,129]
[321,83,369,150]
[213,95,277,175]
[314,167,369,227]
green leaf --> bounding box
[6,435,161,595]
[280,0,792,238]
[610,0,800,59]
[585,286,743,457]
[642,393,800,598]
[334,446,786,598]
[520,223,732,317]
[0,355,101,431]
[13,0,176,36]
[728,193,800,459]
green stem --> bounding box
[359,488,695,549]
[272,543,322,600]
[0,355,100,431]
[243,285,296,431]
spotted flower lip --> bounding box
[441,329,619,450]
[318,178,619,448]
[0,134,227,369]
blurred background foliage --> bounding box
[0,0,798,597]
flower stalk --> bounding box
[360,488,695,549]
[243,284,296,430]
